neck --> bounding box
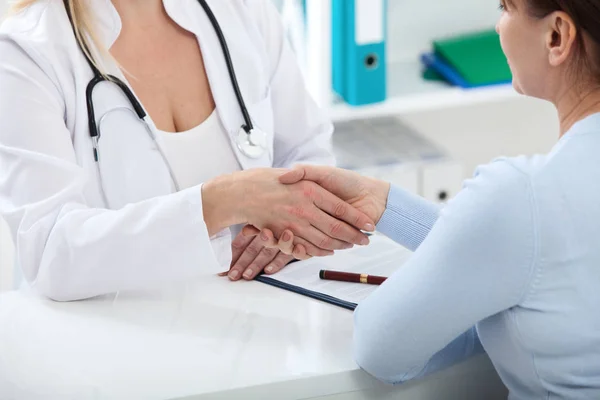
[111,0,165,25]
[554,84,600,137]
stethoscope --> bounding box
[64,0,268,169]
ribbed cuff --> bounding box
[376,185,440,251]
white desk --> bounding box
[0,275,508,400]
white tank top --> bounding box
[156,110,241,190]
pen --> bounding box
[319,270,387,285]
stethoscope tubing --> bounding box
[196,0,254,134]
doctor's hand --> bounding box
[241,225,312,261]
[225,229,295,281]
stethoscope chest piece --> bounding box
[236,127,267,159]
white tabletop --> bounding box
[0,274,507,400]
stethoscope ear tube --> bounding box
[86,75,146,139]
[108,76,147,119]
[196,0,254,134]
[86,74,148,162]
[85,76,103,141]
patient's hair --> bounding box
[524,0,600,82]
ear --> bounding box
[546,11,578,67]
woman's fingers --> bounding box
[244,225,342,258]
[278,167,306,185]
[292,244,311,260]
[289,220,357,252]
[277,229,295,255]
[241,247,279,280]
[311,212,368,249]
[258,228,333,260]
[279,165,335,185]
[257,229,313,262]
[252,223,351,254]
[230,229,256,267]
[263,252,295,275]
[292,236,334,258]
[242,226,281,249]
[228,236,266,280]
[311,186,375,235]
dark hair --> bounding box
[525,0,600,82]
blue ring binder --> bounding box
[332,0,387,106]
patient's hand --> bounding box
[244,166,391,258]
[279,165,390,225]
[243,165,390,260]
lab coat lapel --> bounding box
[82,0,121,59]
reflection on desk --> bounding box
[0,274,507,399]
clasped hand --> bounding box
[225,166,390,281]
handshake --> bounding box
[211,165,391,281]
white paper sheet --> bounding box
[266,234,412,304]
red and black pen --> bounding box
[319,270,387,285]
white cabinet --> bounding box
[332,116,466,203]
[421,160,464,203]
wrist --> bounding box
[201,173,245,235]
[369,178,391,224]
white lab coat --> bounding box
[0,0,334,301]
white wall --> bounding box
[403,97,558,176]
[387,0,500,64]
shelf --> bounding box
[327,60,520,123]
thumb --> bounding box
[279,165,334,185]
[278,167,306,184]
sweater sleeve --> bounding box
[376,185,441,251]
[354,160,538,384]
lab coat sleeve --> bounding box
[354,161,538,384]
[247,0,335,168]
[0,38,227,301]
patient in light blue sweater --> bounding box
[274,112,600,399]
[262,0,600,398]
[358,112,600,398]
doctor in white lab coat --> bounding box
[0,0,374,301]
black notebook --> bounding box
[255,234,412,311]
